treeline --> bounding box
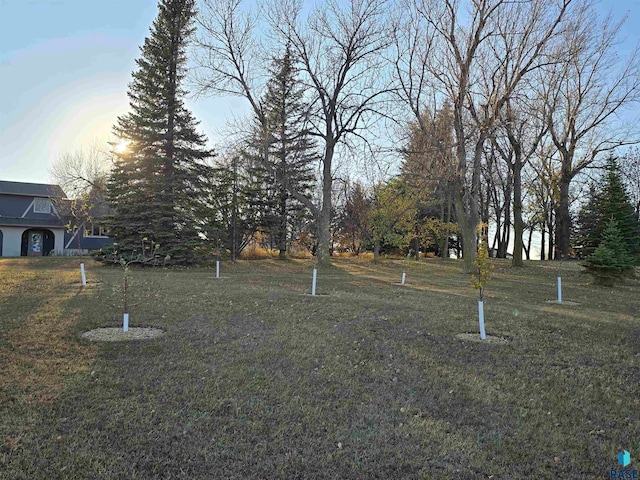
[54,0,640,270]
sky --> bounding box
[0,0,247,185]
[1,0,639,186]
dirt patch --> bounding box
[82,327,165,342]
[455,332,508,344]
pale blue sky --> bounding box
[0,0,638,185]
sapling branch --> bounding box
[471,223,491,300]
[114,238,166,323]
[471,223,491,340]
[120,258,132,315]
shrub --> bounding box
[583,218,636,286]
[238,247,270,260]
[288,250,313,259]
[238,247,284,260]
[91,239,170,266]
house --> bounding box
[0,180,112,257]
[60,194,113,254]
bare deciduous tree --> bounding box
[494,95,548,266]
[542,4,640,259]
[50,141,111,198]
[49,142,112,249]
[621,147,640,218]
[267,0,393,264]
[195,0,393,265]
[195,0,320,228]
[392,0,571,271]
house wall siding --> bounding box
[0,194,61,220]
[53,228,65,254]
[0,227,65,257]
[2,227,24,256]
[64,230,113,251]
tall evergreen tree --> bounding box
[401,103,457,259]
[574,157,639,259]
[107,0,214,264]
[247,46,317,259]
[204,154,258,261]
[573,183,602,258]
[337,182,371,255]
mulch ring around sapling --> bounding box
[455,332,509,344]
[68,281,102,287]
[82,327,165,342]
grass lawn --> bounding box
[1,256,638,479]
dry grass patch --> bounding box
[1,257,639,479]
[0,261,96,404]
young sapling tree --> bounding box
[471,224,491,339]
[311,257,318,296]
[117,239,164,331]
[120,258,132,332]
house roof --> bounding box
[0,181,66,198]
[0,217,66,228]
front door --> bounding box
[28,231,43,256]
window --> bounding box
[85,223,109,237]
[33,198,51,214]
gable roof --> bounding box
[0,181,66,198]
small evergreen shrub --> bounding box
[583,218,636,286]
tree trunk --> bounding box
[547,208,555,260]
[494,170,511,259]
[413,237,420,260]
[554,176,571,259]
[526,227,533,260]
[540,223,546,260]
[316,141,334,266]
[440,197,451,260]
[455,193,478,273]
[231,157,239,262]
[373,242,380,262]
[492,218,500,254]
[502,209,511,257]
[512,152,523,266]
[451,103,483,272]
[452,131,483,272]
[498,221,508,258]
[317,205,331,264]
[278,193,287,260]
[481,181,491,230]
